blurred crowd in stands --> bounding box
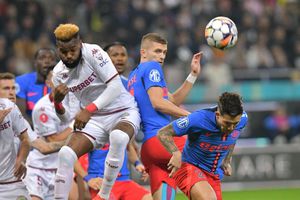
[0,0,299,84]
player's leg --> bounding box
[98,121,132,199]
[23,167,44,200]
[173,162,217,200]
[54,132,93,199]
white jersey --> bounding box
[14,120,38,152]
[0,98,27,182]
[27,94,70,169]
[52,43,136,114]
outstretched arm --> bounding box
[157,123,182,177]
[169,52,202,106]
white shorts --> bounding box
[81,106,141,149]
[23,166,56,200]
[0,181,31,200]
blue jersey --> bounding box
[86,144,130,181]
[172,106,248,179]
[16,72,50,116]
[128,61,171,142]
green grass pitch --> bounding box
[175,188,300,200]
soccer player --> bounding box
[0,72,67,154]
[75,141,152,200]
[52,24,140,200]
[0,98,31,199]
[157,92,248,200]
[127,33,202,199]
[25,68,73,200]
[103,42,129,87]
[16,48,57,125]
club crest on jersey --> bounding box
[39,113,48,123]
[176,117,189,129]
[149,69,161,82]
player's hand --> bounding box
[190,52,203,76]
[140,171,149,182]
[168,151,182,177]
[221,160,232,176]
[53,84,69,103]
[0,108,12,123]
[88,177,103,190]
[14,161,27,180]
[73,109,92,130]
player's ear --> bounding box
[140,48,146,58]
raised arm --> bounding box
[157,123,182,177]
[168,52,202,106]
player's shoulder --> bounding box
[82,43,104,58]
[16,72,36,82]
[33,95,52,112]
[139,61,161,71]
[237,111,248,128]
[0,98,15,108]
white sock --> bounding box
[54,146,77,200]
[98,130,129,199]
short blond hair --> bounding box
[54,24,79,41]
[141,33,167,49]
[0,72,15,80]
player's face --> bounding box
[107,45,128,75]
[0,79,16,103]
[56,39,82,68]
[216,112,241,134]
[141,41,167,65]
[35,50,57,77]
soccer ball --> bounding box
[205,16,238,50]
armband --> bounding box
[186,73,197,84]
[85,103,98,113]
[54,102,64,111]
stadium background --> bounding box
[0,0,299,199]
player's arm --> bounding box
[31,137,67,155]
[44,127,73,142]
[148,87,190,118]
[168,52,202,106]
[15,131,30,179]
[221,144,235,176]
[157,123,182,177]
[127,140,145,173]
[53,84,70,121]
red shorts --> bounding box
[90,180,150,200]
[173,162,222,200]
[141,136,186,194]
[78,153,89,171]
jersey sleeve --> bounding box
[172,111,205,136]
[15,75,27,99]
[32,106,59,137]
[236,111,248,131]
[10,103,27,136]
[142,62,165,91]
[87,45,119,83]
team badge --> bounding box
[149,69,161,82]
[39,113,48,123]
[176,117,189,129]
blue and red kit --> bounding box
[16,72,50,116]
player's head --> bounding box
[104,42,128,75]
[216,92,243,134]
[140,33,168,65]
[54,23,82,69]
[44,65,55,90]
[0,72,16,103]
[34,48,57,79]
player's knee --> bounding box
[109,129,130,148]
[58,146,77,168]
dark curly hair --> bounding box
[218,92,243,117]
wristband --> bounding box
[83,175,92,182]
[134,160,141,167]
[54,102,64,111]
[186,73,197,84]
[85,103,98,113]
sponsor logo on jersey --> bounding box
[69,72,97,92]
[199,142,235,152]
[27,92,38,97]
[149,69,161,82]
[0,121,11,131]
[176,117,189,129]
